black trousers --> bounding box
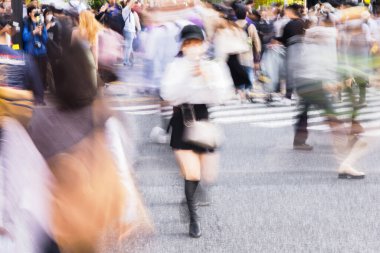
[34,55,48,90]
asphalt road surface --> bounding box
[121,112,380,253]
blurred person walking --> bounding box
[23,4,49,90]
[293,13,365,179]
[233,4,261,97]
[281,4,306,103]
[96,0,124,35]
[122,0,140,67]
[44,7,62,94]
[27,32,151,252]
[161,25,232,238]
[72,10,103,69]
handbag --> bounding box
[181,105,224,149]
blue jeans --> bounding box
[123,31,135,65]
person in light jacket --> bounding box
[161,25,233,238]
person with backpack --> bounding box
[233,4,261,99]
[122,0,138,67]
[256,7,275,54]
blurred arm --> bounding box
[41,26,48,44]
[134,12,141,33]
[22,24,33,43]
[248,24,261,54]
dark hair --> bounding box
[43,7,53,17]
[27,4,37,16]
[245,0,254,5]
[235,4,247,19]
[54,40,98,110]
[286,4,303,17]
[251,9,261,18]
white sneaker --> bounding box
[338,165,365,179]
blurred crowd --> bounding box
[0,0,380,249]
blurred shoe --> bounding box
[185,180,202,238]
[34,101,46,106]
[293,143,313,151]
[338,166,365,179]
[189,221,201,238]
[281,98,293,106]
[350,120,364,135]
[149,126,169,144]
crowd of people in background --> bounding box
[0,0,380,250]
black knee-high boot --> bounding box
[185,180,201,238]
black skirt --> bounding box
[169,104,213,153]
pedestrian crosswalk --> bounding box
[110,88,380,135]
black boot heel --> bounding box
[189,221,201,238]
[338,173,365,179]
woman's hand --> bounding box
[100,3,109,13]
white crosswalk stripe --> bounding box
[110,88,380,135]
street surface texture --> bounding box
[119,112,380,253]
[107,63,380,252]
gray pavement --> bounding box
[122,114,380,253]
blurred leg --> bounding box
[294,100,310,147]
[123,31,134,66]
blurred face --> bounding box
[3,0,11,10]
[285,8,296,19]
[109,0,116,5]
[181,39,205,61]
[45,11,53,22]
[29,8,38,23]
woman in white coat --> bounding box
[161,25,232,238]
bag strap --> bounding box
[124,8,131,24]
[181,104,196,127]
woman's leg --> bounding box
[174,150,202,238]
[196,152,220,205]
[123,31,134,66]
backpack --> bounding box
[257,20,275,45]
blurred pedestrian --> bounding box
[233,4,261,96]
[281,4,306,103]
[23,4,49,90]
[96,0,124,35]
[293,12,365,179]
[44,7,62,94]
[28,35,151,252]
[161,25,233,238]
[72,10,103,69]
[122,0,138,67]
